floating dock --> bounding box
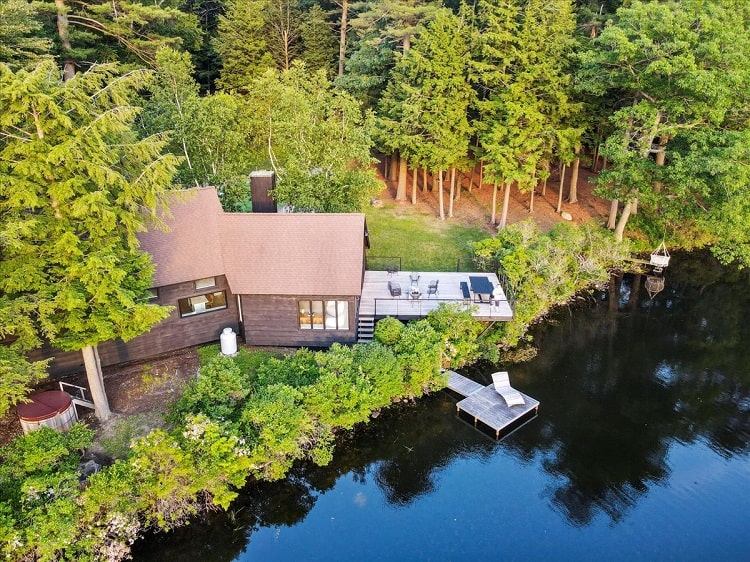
[445,370,539,439]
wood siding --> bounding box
[32,275,240,377]
[240,295,357,347]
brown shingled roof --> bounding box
[220,212,365,296]
[138,187,365,296]
[138,187,225,287]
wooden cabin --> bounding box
[34,183,369,376]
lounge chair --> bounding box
[491,371,525,407]
[388,280,402,297]
[427,280,439,297]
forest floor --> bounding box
[0,163,611,449]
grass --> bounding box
[365,200,491,272]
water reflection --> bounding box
[133,251,750,560]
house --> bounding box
[36,180,369,376]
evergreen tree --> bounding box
[378,8,474,219]
[301,4,337,75]
[476,0,581,228]
[341,0,439,107]
[37,0,201,78]
[0,0,52,68]
[215,0,275,91]
[0,62,180,420]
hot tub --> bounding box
[17,390,78,434]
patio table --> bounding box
[469,276,493,303]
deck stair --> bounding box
[445,370,539,439]
[357,314,375,343]
[59,382,96,411]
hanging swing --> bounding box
[645,275,665,300]
[650,241,670,273]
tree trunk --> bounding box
[632,197,638,215]
[55,0,76,81]
[491,181,498,225]
[591,143,599,172]
[613,199,633,242]
[653,134,669,192]
[82,344,111,421]
[448,167,455,217]
[337,0,348,77]
[556,164,566,213]
[607,199,618,229]
[468,165,475,193]
[423,168,428,191]
[383,154,389,178]
[529,188,535,213]
[479,161,484,189]
[568,153,580,204]
[437,170,445,220]
[454,169,461,201]
[411,167,417,204]
[395,154,408,200]
[499,181,511,230]
[388,154,398,181]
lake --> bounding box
[133,252,750,561]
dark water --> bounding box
[133,253,750,561]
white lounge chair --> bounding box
[491,371,526,407]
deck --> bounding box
[360,271,513,321]
[445,370,539,439]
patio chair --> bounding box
[409,272,420,284]
[388,280,402,297]
[491,371,526,407]
[427,280,439,297]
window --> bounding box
[194,277,216,290]
[299,300,349,330]
[179,291,227,317]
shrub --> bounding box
[474,220,630,347]
[373,316,404,346]
[170,353,252,424]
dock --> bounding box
[445,370,539,439]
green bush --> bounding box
[170,353,252,424]
[474,220,630,347]
[373,316,404,346]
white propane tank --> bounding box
[220,327,237,355]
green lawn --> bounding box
[364,201,492,272]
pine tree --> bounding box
[36,0,201,78]
[378,8,474,219]
[301,4,337,75]
[215,0,275,91]
[476,0,581,228]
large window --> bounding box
[298,300,349,330]
[178,291,227,317]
